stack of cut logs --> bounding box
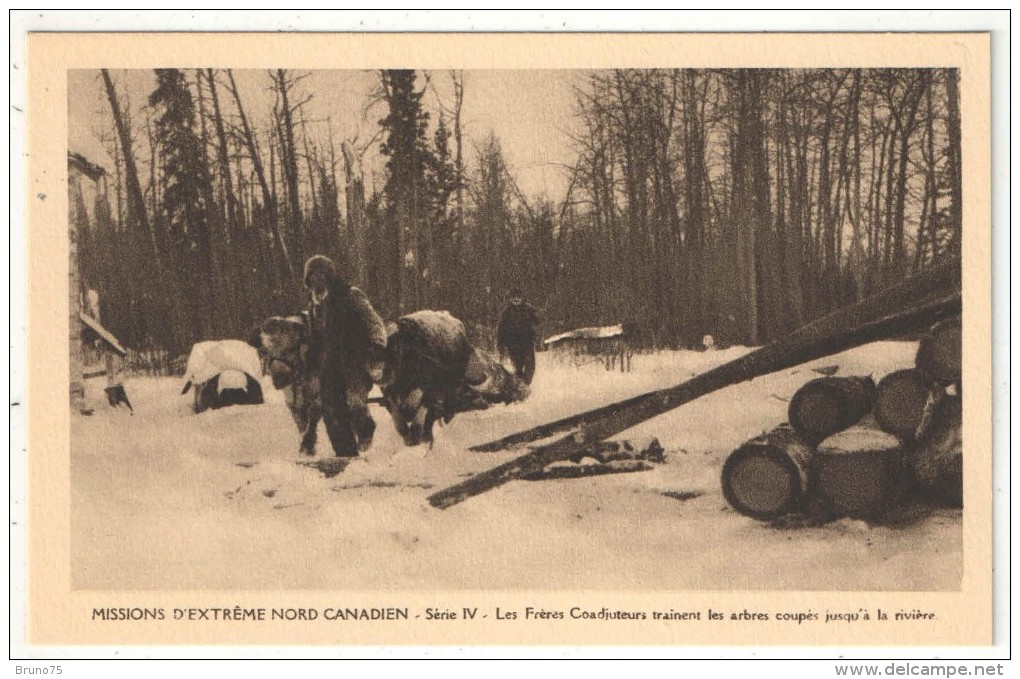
[721,318,962,522]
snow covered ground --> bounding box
[70,342,961,591]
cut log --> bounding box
[470,260,961,453]
[721,424,813,521]
[430,291,962,509]
[811,427,904,519]
[522,459,653,481]
[909,395,962,507]
[873,369,938,441]
[567,437,665,464]
[915,317,962,384]
[788,376,877,444]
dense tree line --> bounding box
[554,69,961,346]
[73,67,961,361]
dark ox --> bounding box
[381,311,529,446]
[250,315,322,456]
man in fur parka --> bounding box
[303,255,388,457]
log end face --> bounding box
[812,435,905,519]
[789,384,845,444]
[427,491,457,510]
[789,376,878,444]
[722,444,802,521]
[874,369,931,440]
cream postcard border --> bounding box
[25,32,992,647]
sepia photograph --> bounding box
[16,23,1000,656]
[67,65,966,592]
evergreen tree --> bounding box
[470,134,515,321]
[425,115,460,309]
[378,69,433,314]
[148,68,215,343]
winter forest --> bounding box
[69,68,962,361]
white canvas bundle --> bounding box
[183,340,262,388]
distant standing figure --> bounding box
[103,348,133,412]
[497,286,539,385]
[304,255,388,457]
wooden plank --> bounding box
[79,312,128,357]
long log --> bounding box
[721,424,813,520]
[428,291,962,509]
[788,375,876,444]
[469,258,962,453]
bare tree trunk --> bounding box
[944,69,963,257]
[682,70,712,339]
[915,79,938,269]
[728,70,762,344]
[225,69,293,279]
[891,73,926,271]
[193,69,226,337]
[273,69,305,267]
[206,68,251,331]
[206,69,240,238]
[775,77,806,327]
[301,118,318,233]
[341,140,368,286]
[451,71,466,238]
[100,69,158,259]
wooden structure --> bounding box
[68,152,107,413]
[544,323,636,373]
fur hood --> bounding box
[303,255,342,290]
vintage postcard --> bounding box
[22,30,992,651]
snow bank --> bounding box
[70,341,961,591]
